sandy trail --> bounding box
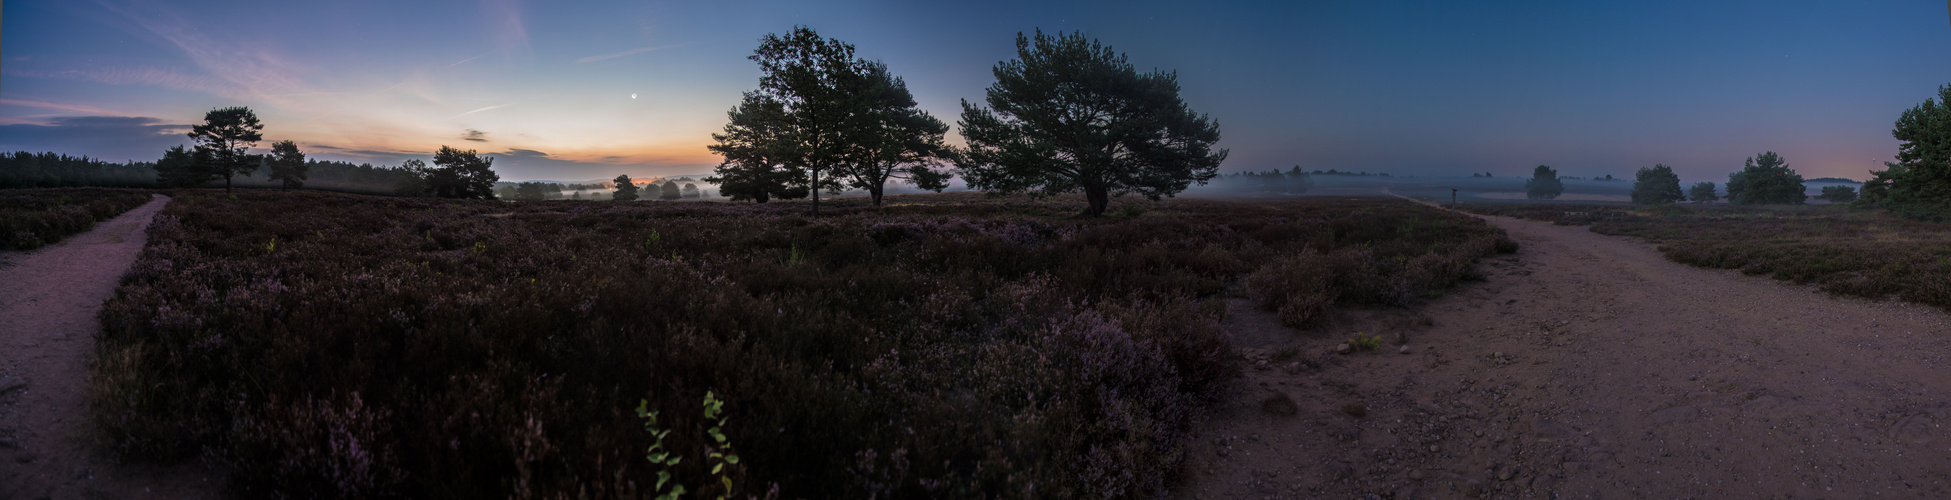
[0,194,217,500]
[1180,208,1951,499]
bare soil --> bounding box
[1178,209,1951,499]
[0,195,218,500]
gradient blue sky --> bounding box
[4,0,1950,182]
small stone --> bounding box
[1217,448,1230,457]
[1255,360,1270,371]
[1399,345,1411,355]
[1497,466,1516,481]
[1428,444,1440,452]
[1408,470,1426,480]
[1336,344,1353,355]
[1286,361,1303,374]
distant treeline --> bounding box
[0,150,421,194]
[0,152,157,188]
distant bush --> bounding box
[1726,151,1806,205]
[1631,164,1685,205]
[0,188,152,250]
[91,191,1511,498]
[1818,185,1858,203]
[1689,182,1720,203]
[1526,165,1563,200]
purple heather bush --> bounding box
[0,187,153,249]
[91,190,1511,498]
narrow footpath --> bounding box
[1180,202,1951,499]
[1,194,217,500]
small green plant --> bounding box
[650,229,662,242]
[785,244,804,266]
[636,399,686,500]
[263,236,277,254]
[1347,332,1381,352]
[472,241,486,254]
[637,391,743,500]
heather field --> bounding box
[88,190,1512,498]
[0,188,154,250]
[1465,202,1951,310]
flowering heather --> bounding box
[0,188,153,249]
[91,190,1512,498]
[1584,204,1951,310]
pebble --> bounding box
[1408,470,1426,480]
[1336,344,1353,355]
[1399,345,1411,354]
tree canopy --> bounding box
[1726,151,1805,205]
[613,174,640,201]
[1630,164,1685,205]
[187,106,265,192]
[267,140,308,190]
[1873,84,1951,219]
[706,93,809,203]
[957,30,1226,216]
[1525,165,1563,200]
[833,61,955,206]
[427,146,500,199]
[1688,182,1719,203]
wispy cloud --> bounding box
[99,0,312,101]
[463,129,489,142]
[576,42,695,63]
[449,103,515,119]
[449,49,497,68]
[4,65,240,96]
[0,98,129,116]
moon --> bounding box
[630,93,637,99]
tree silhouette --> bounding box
[392,159,429,197]
[154,145,214,188]
[425,146,501,199]
[188,107,264,192]
[834,61,954,206]
[613,174,640,201]
[661,180,682,200]
[266,140,308,190]
[682,183,700,198]
[706,93,809,203]
[1630,164,1684,205]
[515,182,548,201]
[1525,165,1563,200]
[742,26,862,214]
[958,30,1226,216]
[1726,152,1805,205]
[1688,182,1719,203]
[1882,84,1951,219]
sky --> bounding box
[4,0,1951,183]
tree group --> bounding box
[708,27,1224,216]
[1861,84,1951,220]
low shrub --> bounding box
[0,188,153,250]
[92,190,1509,498]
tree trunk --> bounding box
[225,174,233,193]
[1084,184,1109,217]
[812,167,820,217]
[869,185,883,207]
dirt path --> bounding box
[1178,209,1951,499]
[0,194,218,500]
